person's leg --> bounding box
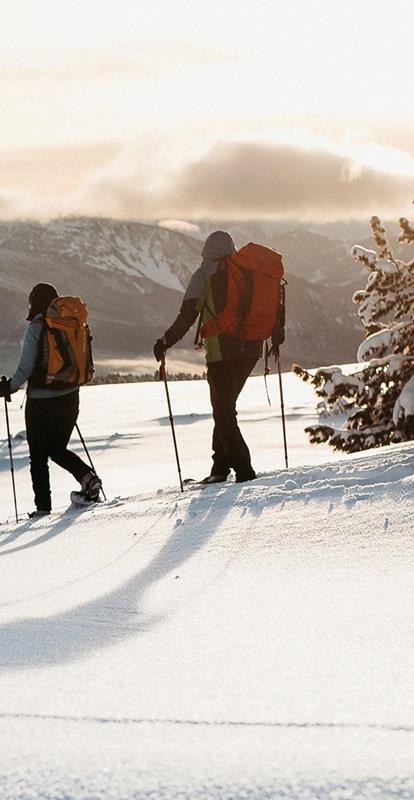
[25,399,52,512]
[47,392,91,483]
[207,366,231,478]
[231,358,257,481]
[207,358,257,481]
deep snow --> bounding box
[0,373,413,799]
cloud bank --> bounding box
[0,139,413,222]
[75,141,414,222]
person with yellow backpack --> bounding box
[0,283,101,518]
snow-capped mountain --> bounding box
[0,217,361,373]
[0,218,201,370]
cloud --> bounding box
[158,220,201,235]
[0,142,119,193]
[73,140,414,222]
[0,139,413,223]
[0,46,245,82]
[168,142,414,220]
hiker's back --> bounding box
[199,242,285,361]
[30,296,95,391]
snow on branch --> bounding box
[393,374,414,437]
[399,217,414,244]
[293,200,414,453]
[370,216,395,262]
[356,322,412,362]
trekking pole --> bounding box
[160,356,184,492]
[276,349,289,469]
[2,380,18,523]
[75,423,107,501]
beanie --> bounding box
[27,283,58,320]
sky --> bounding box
[0,0,413,222]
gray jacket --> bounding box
[10,316,76,399]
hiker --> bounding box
[0,283,101,517]
[153,231,285,484]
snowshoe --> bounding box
[81,471,102,501]
[27,510,50,519]
[70,490,101,509]
[199,474,228,485]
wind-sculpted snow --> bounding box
[0,380,413,798]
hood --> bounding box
[201,231,236,261]
[183,231,236,302]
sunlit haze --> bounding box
[1,0,413,221]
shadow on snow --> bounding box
[0,486,242,671]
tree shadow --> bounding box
[0,485,241,671]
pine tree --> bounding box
[293,211,414,453]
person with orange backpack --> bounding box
[0,283,101,517]
[153,230,285,484]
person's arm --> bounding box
[154,299,198,361]
[154,264,209,360]
[163,298,199,348]
[9,320,43,393]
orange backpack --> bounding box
[201,242,285,341]
[43,296,94,389]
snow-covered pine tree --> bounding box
[293,212,414,452]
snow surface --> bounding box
[0,373,413,799]
[393,374,414,426]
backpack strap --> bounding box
[194,303,205,348]
[28,317,47,389]
[194,257,228,347]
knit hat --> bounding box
[27,283,58,320]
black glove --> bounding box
[0,376,11,399]
[267,328,285,358]
[272,326,285,349]
[153,337,167,363]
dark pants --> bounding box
[25,391,90,511]
[207,357,257,481]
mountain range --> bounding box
[0,216,367,375]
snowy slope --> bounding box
[0,217,201,292]
[0,218,202,368]
[0,375,413,799]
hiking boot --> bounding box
[200,474,228,485]
[28,510,50,519]
[81,471,102,501]
[235,470,257,483]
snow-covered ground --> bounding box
[0,372,413,799]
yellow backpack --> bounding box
[43,296,94,389]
